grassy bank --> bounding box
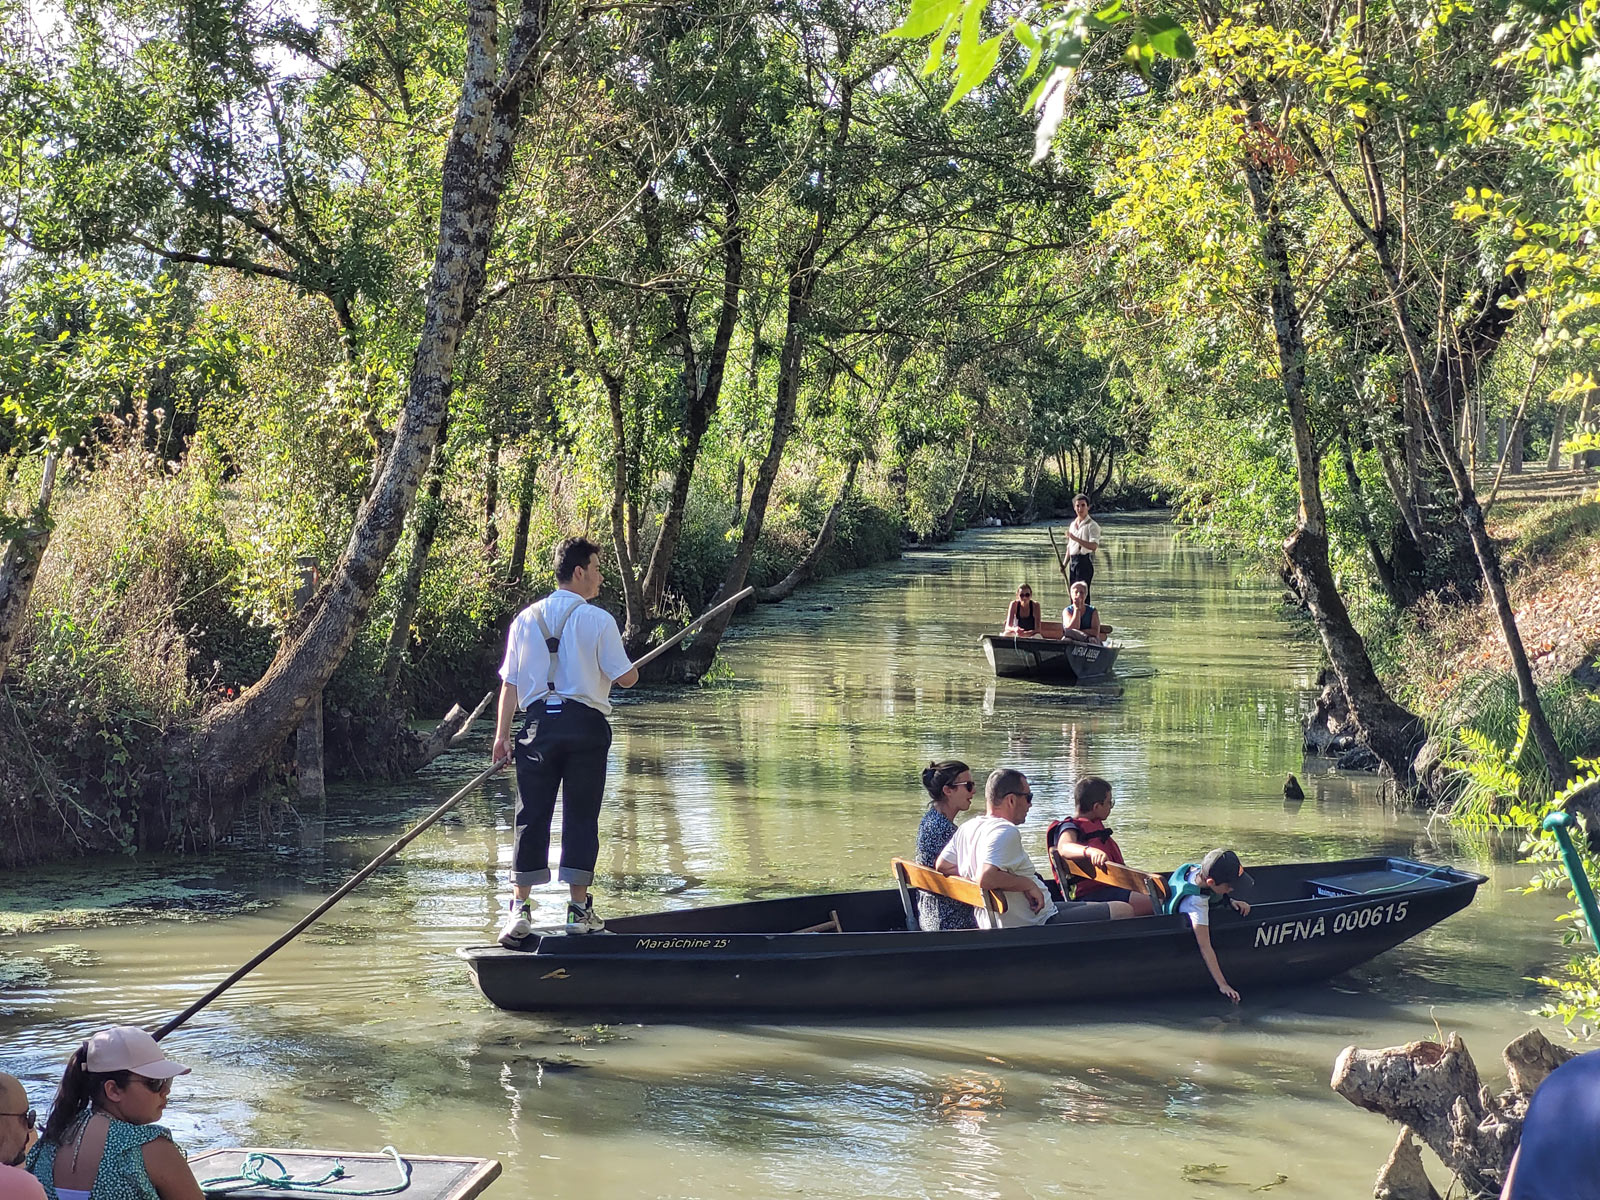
[1377,470,1600,802]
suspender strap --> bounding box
[531,598,579,706]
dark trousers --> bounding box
[511,702,612,887]
[1068,554,1094,604]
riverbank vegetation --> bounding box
[2,0,1597,863]
[0,0,1162,864]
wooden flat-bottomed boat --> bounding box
[981,631,1118,680]
[458,855,1483,1015]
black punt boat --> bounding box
[981,633,1118,680]
[457,856,1484,1015]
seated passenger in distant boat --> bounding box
[1059,580,1102,643]
[1002,585,1041,637]
[1048,776,1155,916]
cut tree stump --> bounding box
[1332,1028,1576,1199]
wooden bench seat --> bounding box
[1049,849,1169,904]
[1021,620,1112,642]
[892,857,1008,929]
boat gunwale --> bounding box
[456,856,1486,963]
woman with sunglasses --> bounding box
[916,761,978,931]
[27,1028,201,1200]
[1001,585,1040,638]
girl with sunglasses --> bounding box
[916,761,979,931]
[1002,585,1040,638]
[27,1028,201,1200]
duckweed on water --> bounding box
[0,866,263,935]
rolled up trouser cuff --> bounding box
[558,866,595,886]
[512,868,553,886]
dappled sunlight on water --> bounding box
[1,517,1576,1198]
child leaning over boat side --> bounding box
[1166,849,1253,1003]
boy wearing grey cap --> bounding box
[1166,848,1253,1003]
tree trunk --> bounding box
[0,453,60,686]
[1231,97,1423,782]
[1339,431,1406,608]
[938,432,979,537]
[1300,119,1569,790]
[755,456,859,603]
[576,297,646,638]
[603,353,646,638]
[1375,436,1428,551]
[1332,1029,1575,1198]
[483,433,500,562]
[172,0,559,814]
[506,454,536,585]
[1576,386,1599,472]
[673,79,855,679]
[637,180,744,616]
[379,438,449,700]
[1546,405,1566,470]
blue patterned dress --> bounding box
[916,807,977,931]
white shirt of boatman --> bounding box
[499,590,634,716]
[941,815,1058,929]
[1068,513,1103,555]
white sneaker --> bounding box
[498,903,535,947]
[565,897,605,934]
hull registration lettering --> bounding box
[1254,901,1409,949]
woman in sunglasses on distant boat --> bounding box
[27,1028,201,1200]
[916,761,979,932]
[1002,585,1041,638]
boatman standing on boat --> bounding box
[1062,494,1102,604]
[493,536,638,945]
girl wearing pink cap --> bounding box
[26,1028,200,1200]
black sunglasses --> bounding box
[952,780,976,791]
[133,1077,172,1096]
[1,1109,35,1130]
[1008,791,1034,804]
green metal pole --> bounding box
[1542,810,1600,950]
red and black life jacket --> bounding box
[1046,815,1125,899]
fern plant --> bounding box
[1448,705,1600,1032]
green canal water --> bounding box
[0,516,1575,1198]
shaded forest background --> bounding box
[0,0,1597,866]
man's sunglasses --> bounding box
[1008,791,1034,804]
[1,1109,35,1130]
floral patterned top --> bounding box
[916,807,977,931]
[28,1116,173,1200]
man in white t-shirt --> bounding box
[493,537,639,944]
[1063,494,1103,604]
[936,769,1131,929]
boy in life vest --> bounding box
[1048,777,1155,916]
[1167,848,1253,1003]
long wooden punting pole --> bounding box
[1047,526,1071,583]
[153,585,755,1040]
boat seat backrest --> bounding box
[891,858,1007,930]
[1048,848,1170,905]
